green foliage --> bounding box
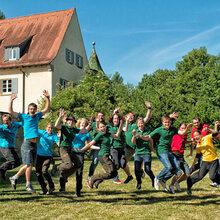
[0,10,5,19]
[39,47,220,131]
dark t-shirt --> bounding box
[60,124,79,147]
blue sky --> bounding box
[1,0,220,85]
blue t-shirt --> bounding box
[18,112,43,139]
[72,131,91,153]
[37,129,59,156]
[0,122,22,148]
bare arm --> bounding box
[148,136,156,153]
[41,90,50,115]
[74,140,96,152]
[214,121,219,132]
[178,123,193,135]
[55,109,65,130]
[113,106,120,114]
[203,127,217,134]
[131,129,136,144]
[86,116,93,131]
[144,101,151,123]
[123,115,130,132]
[9,94,19,118]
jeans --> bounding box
[88,149,99,177]
[134,154,155,184]
[0,148,21,172]
[21,140,37,165]
[157,152,181,180]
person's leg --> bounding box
[42,157,54,193]
[75,154,84,196]
[35,155,47,193]
[209,160,220,184]
[0,148,21,179]
[110,148,122,183]
[134,155,142,189]
[88,149,99,177]
[157,153,173,180]
[143,154,155,187]
[90,155,117,188]
[123,146,135,183]
[187,161,209,194]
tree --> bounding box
[0,10,5,19]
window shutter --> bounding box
[71,51,74,64]
[0,80,2,95]
[76,54,79,67]
[12,78,18,93]
[81,56,83,68]
[15,47,20,60]
[66,48,70,62]
[5,48,9,61]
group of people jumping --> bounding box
[0,91,219,197]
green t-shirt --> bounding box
[89,122,110,138]
[123,122,137,149]
[108,125,125,149]
[149,125,178,154]
[60,124,79,147]
[93,131,111,156]
[135,128,151,154]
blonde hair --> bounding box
[76,118,88,128]
[136,117,144,125]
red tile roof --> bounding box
[0,9,75,69]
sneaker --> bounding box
[159,179,168,191]
[154,177,159,190]
[51,164,57,176]
[47,187,55,195]
[141,169,145,179]
[113,179,122,184]
[0,170,6,180]
[39,188,48,195]
[9,177,17,190]
[59,187,65,192]
[210,182,219,188]
[187,188,192,196]
[169,184,175,194]
[124,175,134,184]
[136,183,141,190]
[26,185,36,194]
[174,181,182,192]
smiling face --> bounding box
[3,116,11,128]
[113,114,119,126]
[66,119,75,128]
[193,131,202,142]
[162,117,171,130]
[192,119,201,129]
[46,124,53,134]
[137,119,144,131]
[179,123,186,132]
[28,105,37,117]
[80,119,87,129]
[98,122,106,133]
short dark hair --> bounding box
[194,129,202,135]
[108,113,123,125]
[2,114,11,121]
[28,103,37,109]
[192,117,200,122]
[161,115,171,122]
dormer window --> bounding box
[5,46,20,61]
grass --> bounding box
[0,149,219,220]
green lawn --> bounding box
[0,150,219,220]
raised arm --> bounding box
[55,109,65,130]
[178,123,193,135]
[123,115,130,132]
[113,106,120,114]
[86,116,93,131]
[9,94,19,118]
[214,121,219,132]
[144,101,151,123]
[41,90,50,116]
[131,129,136,144]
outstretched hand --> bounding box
[10,93,17,101]
[59,108,65,118]
[215,121,219,126]
[89,116,93,125]
[43,90,50,98]
[187,123,193,129]
[132,129,136,136]
[169,112,179,119]
[145,101,151,109]
[114,106,120,113]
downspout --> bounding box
[19,67,25,113]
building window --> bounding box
[66,48,74,64]
[76,53,83,69]
[5,47,20,61]
[59,78,69,89]
[2,79,12,94]
[0,78,18,95]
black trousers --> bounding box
[35,155,54,189]
[91,155,117,187]
[0,148,21,172]
[57,147,82,179]
[187,159,220,189]
[75,153,84,194]
[110,148,126,170]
